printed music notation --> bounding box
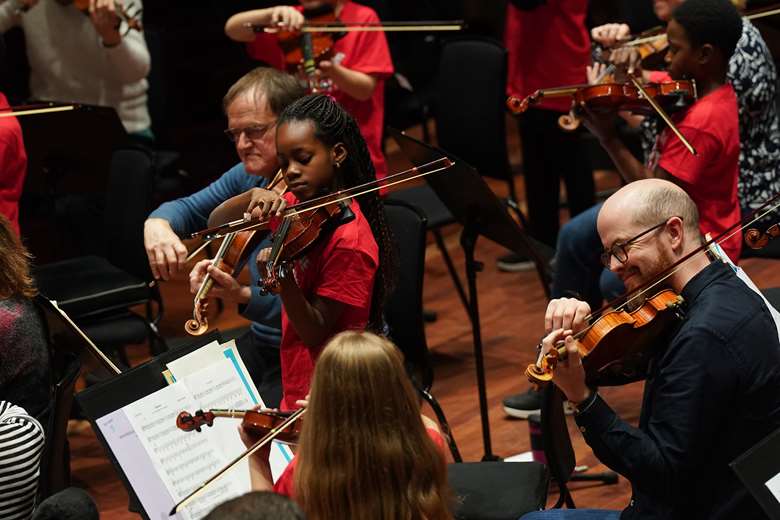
[124,383,246,520]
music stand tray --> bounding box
[731,427,780,519]
[389,128,553,460]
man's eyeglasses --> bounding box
[600,217,679,269]
[224,122,275,143]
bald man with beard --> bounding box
[522,179,780,520]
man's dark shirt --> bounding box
[575,261,780,519]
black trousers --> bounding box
[518,108,596,247]
[235,331,283,409]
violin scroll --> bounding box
[507,92,538,115]
[744,223,780,250]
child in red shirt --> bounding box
[240,331,450,520]
[225,1,394,180]
[249,94,396,411]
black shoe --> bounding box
[503,388,575,418]
[497,252,535,272]
[502,388,541,418]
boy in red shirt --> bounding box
[225,1,394,180]
[504,0,743,419]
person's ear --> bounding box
[331,143,348,168]
[697,43,714,66]
[666,216,685,250]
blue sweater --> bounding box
[149,163,281,348]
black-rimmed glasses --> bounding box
[600,218,678,269]
[224,122,275,143]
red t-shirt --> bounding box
[504,0,591,113]
[647,83,742,261]
[273,427,446,497]
[271,193,378,410]
[246,1,394,180]
[0,93,28,236]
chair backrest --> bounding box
[382,199,434,390]
[540,384,576,508]
[434,36,512,183]
[38,352,81,500]
[102,147,156,282]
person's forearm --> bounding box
[248,459,274,491]
[328,66,376,101]
[278,277,331,348]
[225,9,273,42]
[600,135,655,182]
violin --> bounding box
[599,4,780,70]
[527,190,780,386]
[185,172,287,336]
[507,76,698,155]
[171,406,306,515]
[260,199,354,294]
[62,0,143,34]
[252,8,463,94]
[507,79,696,119]
[274,5,344,93]
[745,223,780,250]
[527,289,685,386]
[176,408,303,444]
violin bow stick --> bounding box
[251,20,465,33]
[192,157,455,241]
[169,407,307,516]
[629,75,697,156]
[0,104,76,118]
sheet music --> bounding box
[167,340,294,482]
[124,383,246,520]
[766,472,780,502]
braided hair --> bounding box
[277,94,397,331]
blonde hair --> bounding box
[0,215,36,299]
[294,331,452,520]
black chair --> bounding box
[387,184,469,314]
[432,36,525,220]
[37,351,81,501]
[539,384,619,509]
[33,146,167,365]
[383,199,549,519]
[383,199,461,460]
[447,462,549,520]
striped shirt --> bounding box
[0,401,44,520]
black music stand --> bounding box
[18,103,128,262]
[731,427,780,519]
[390,128,554,461]
[76,330,224,519]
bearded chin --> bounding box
[645,247,675,288]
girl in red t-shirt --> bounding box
[240,330,452,520]
[250,94,397,410]
[225,1,394,180]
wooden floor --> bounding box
[67,123,780,517]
